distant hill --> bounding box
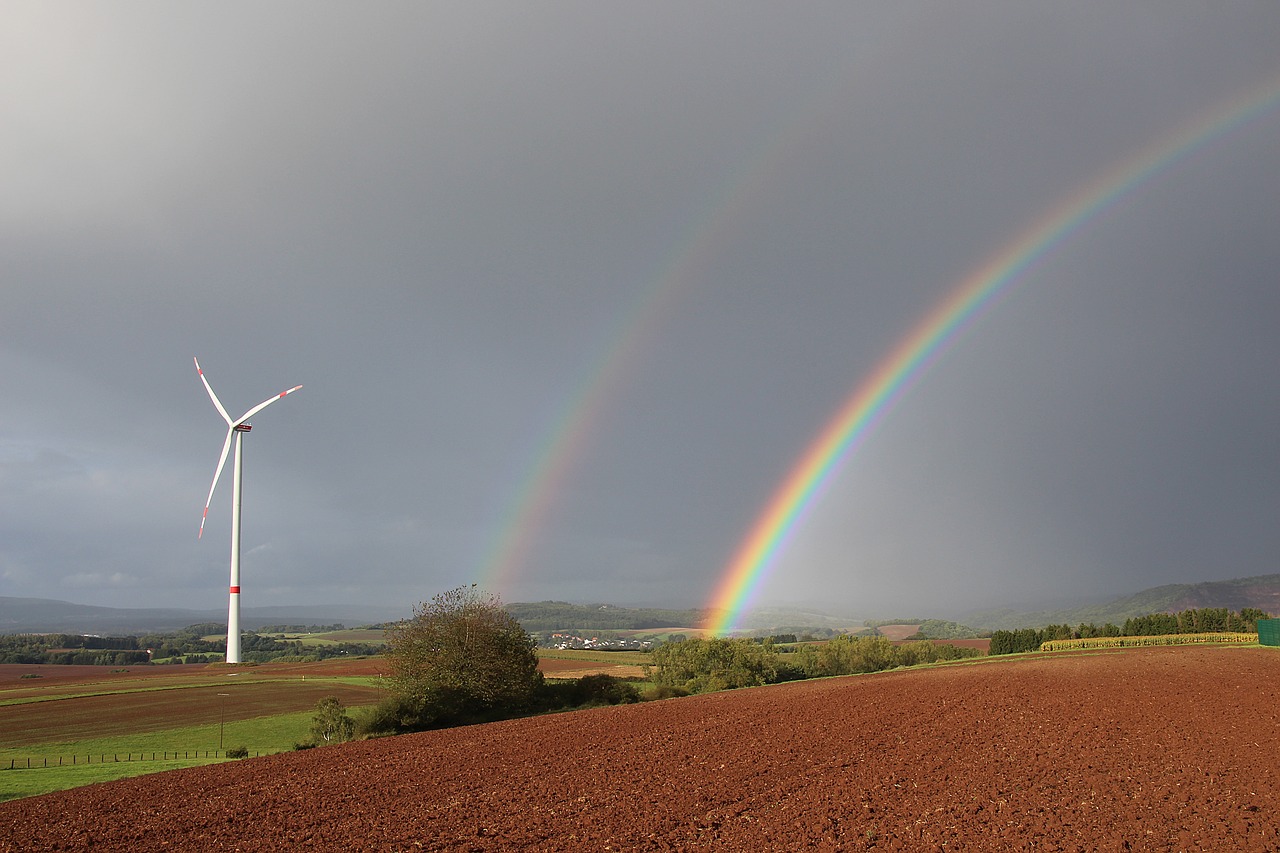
[9,573,1278,636]
[505,601,711,633]
[505,601,861,635]
[957,573,1280,631]
[0,597,408,634]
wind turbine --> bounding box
[195,357,302,664]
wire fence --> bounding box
[5,750,266,770]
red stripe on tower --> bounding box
[229,586,240,594]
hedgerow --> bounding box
[1039,632,1258,652]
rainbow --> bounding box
[706,72,1280,634]
[474,49,896,595]
[475,151,782,594]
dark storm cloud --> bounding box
[2,2,1277,619]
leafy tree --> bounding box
[385,586,543,723]
[651,637,781,693]
[796,635,897,677]
[310,696,356,745]
[1241,609,1268,632]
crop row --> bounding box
[1039,632,1258,652]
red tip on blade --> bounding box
[229,586,240,594]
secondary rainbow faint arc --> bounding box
[473,45,901,596]
[706,72,1280,635]
[474,155,778,595]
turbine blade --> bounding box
[232,384,303,427]
[199,427,235,539]
[194,357,233,426]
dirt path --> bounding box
[3,646,1279,851]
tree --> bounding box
[385,586,542,722]
[651,637,780,693]
[795,635,897,677]
[310,696,355,745]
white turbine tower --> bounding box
[195,357,302,664]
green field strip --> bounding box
[0,703,382,802]
[0,759,226,802]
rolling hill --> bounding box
[957,573,1280,630]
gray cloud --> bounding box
[2,2,1278,619]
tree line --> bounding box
[301,586,988,744]
[988,607,1271,655]
[0,626,382,665]
[863,619,980,639]
[649,635,980,694]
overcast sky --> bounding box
[3,2,1278,622]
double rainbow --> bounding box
[706,72,1280,634]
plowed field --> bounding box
[4,646,1280,851]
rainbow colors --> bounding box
[473,47,893,596]
[474,152,778,594]
[705,72,1280,634]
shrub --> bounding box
[1039,632,1257,652]
[571,674,640,706]
[651,637,781,693]
[310,696,356,745]
[795,635,897,678]
[385,586,543,725]
[225,746,249,759]
[355,695,437,737]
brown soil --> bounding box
[0,652,630,686]
[874,624,921,641]
[537,657,647,679]
[4,646,1280,851]
[0,657,388,686]
[0,681,390,746]
[0,663,214,685]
